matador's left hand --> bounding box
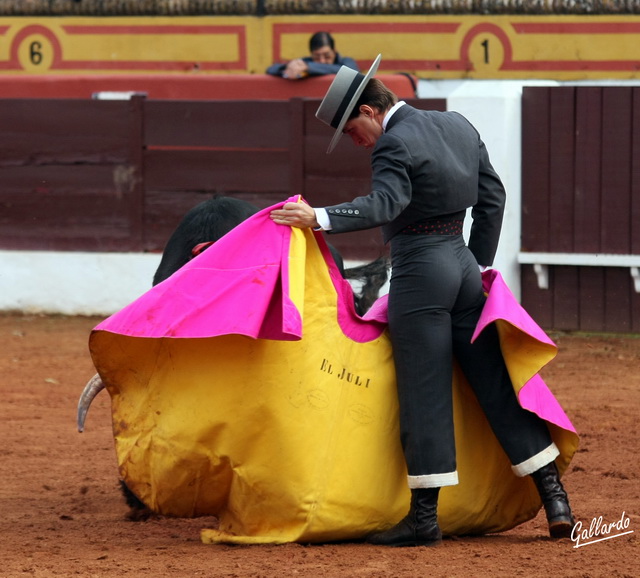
[270,202,319,229]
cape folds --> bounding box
[88,197,578,544]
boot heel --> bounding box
[549,517,574,539]
[530,462,575,539]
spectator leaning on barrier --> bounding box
[266,31,359,80]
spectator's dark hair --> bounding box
[309,31,335,52]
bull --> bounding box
[78,195,390,519]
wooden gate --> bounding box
[520,86,640,333]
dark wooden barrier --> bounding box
[0,96,445,261]
[0,97,144,251]
[141,99,295,252]
[521,86,640,333]
[4,88,638,332]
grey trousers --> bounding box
[387,233,553,486]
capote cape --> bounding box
[88,196,579,545]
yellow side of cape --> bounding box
[90,227,577,544]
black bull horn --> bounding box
[77,373,106,433]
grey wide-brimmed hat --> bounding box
[315,54,382,154]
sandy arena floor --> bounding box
[1,313,638,577]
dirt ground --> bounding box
[1,313,638,578]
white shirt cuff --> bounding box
[314,208,332,231]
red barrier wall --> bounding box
[0,74,417,100]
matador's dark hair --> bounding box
[349,78,398,120]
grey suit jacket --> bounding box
[324,105,506,267]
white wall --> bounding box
[0,250,160,316]
[417,79,559,299]
[0,249,377,317]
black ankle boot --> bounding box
[530,461,575,538]
[367,488,442,547]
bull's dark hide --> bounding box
[152,196,261,286]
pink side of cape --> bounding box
[518,374,576,433]
[476,269,577,434]
[474,268,556,347]
[94,197,386,343]
[363,270,576,434]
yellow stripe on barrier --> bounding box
[0,15,638,80]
